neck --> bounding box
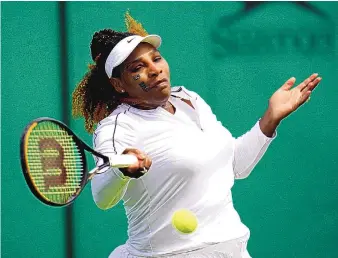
[135,101,172,111]
[121,98,173,113]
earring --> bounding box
[121,89,125,93]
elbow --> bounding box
[94,199,111,210]
[92,192,119,210]
[234,169,252,179]
[90,172,127,210]
[93,195,110,210]
[235,173,250,180]
[94,196,117,210]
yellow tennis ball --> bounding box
[171,209,198,234]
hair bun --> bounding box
[90,29,117,61]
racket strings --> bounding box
[25,121,85,204]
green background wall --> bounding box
[1,2,65,258]
[2,2,338,258]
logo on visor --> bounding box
[127,37,136,43]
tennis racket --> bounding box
[20,117,138,207]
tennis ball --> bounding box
[171,209,198,234]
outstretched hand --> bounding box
[259,73,322,137]
[267,73,322,123]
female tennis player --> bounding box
[72,13,321,258]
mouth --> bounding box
[150,78,168,89]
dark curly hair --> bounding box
[72,29,135,133]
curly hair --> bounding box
[72,29,135,133]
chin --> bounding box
[152,86,171,103]
[161,85,172,99]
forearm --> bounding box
[91,167,130,210]
[233,120,276,179]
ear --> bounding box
[110,77,125,93]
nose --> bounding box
[148,62,162,78]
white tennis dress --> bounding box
[91,86,276,257]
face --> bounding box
[111,43,171,107]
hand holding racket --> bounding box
[120,148,152,178]
[20,117,144,207]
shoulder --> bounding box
[93,108,139,149]
[94,107,137,136]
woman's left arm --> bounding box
[234,73,322,179]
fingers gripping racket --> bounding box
[20,117,137,207]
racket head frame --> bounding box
[20,117,106,206]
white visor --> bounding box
[105,34,162,78]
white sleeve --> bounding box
[232,121,276,179]
[91,113,136,210]
[186,87,276,179]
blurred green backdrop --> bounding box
[2,2,338,258]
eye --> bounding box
[154,56,162,62]
[131,65,143,73]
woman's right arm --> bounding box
[91,114,136,210]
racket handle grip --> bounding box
[109,154,138,168]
